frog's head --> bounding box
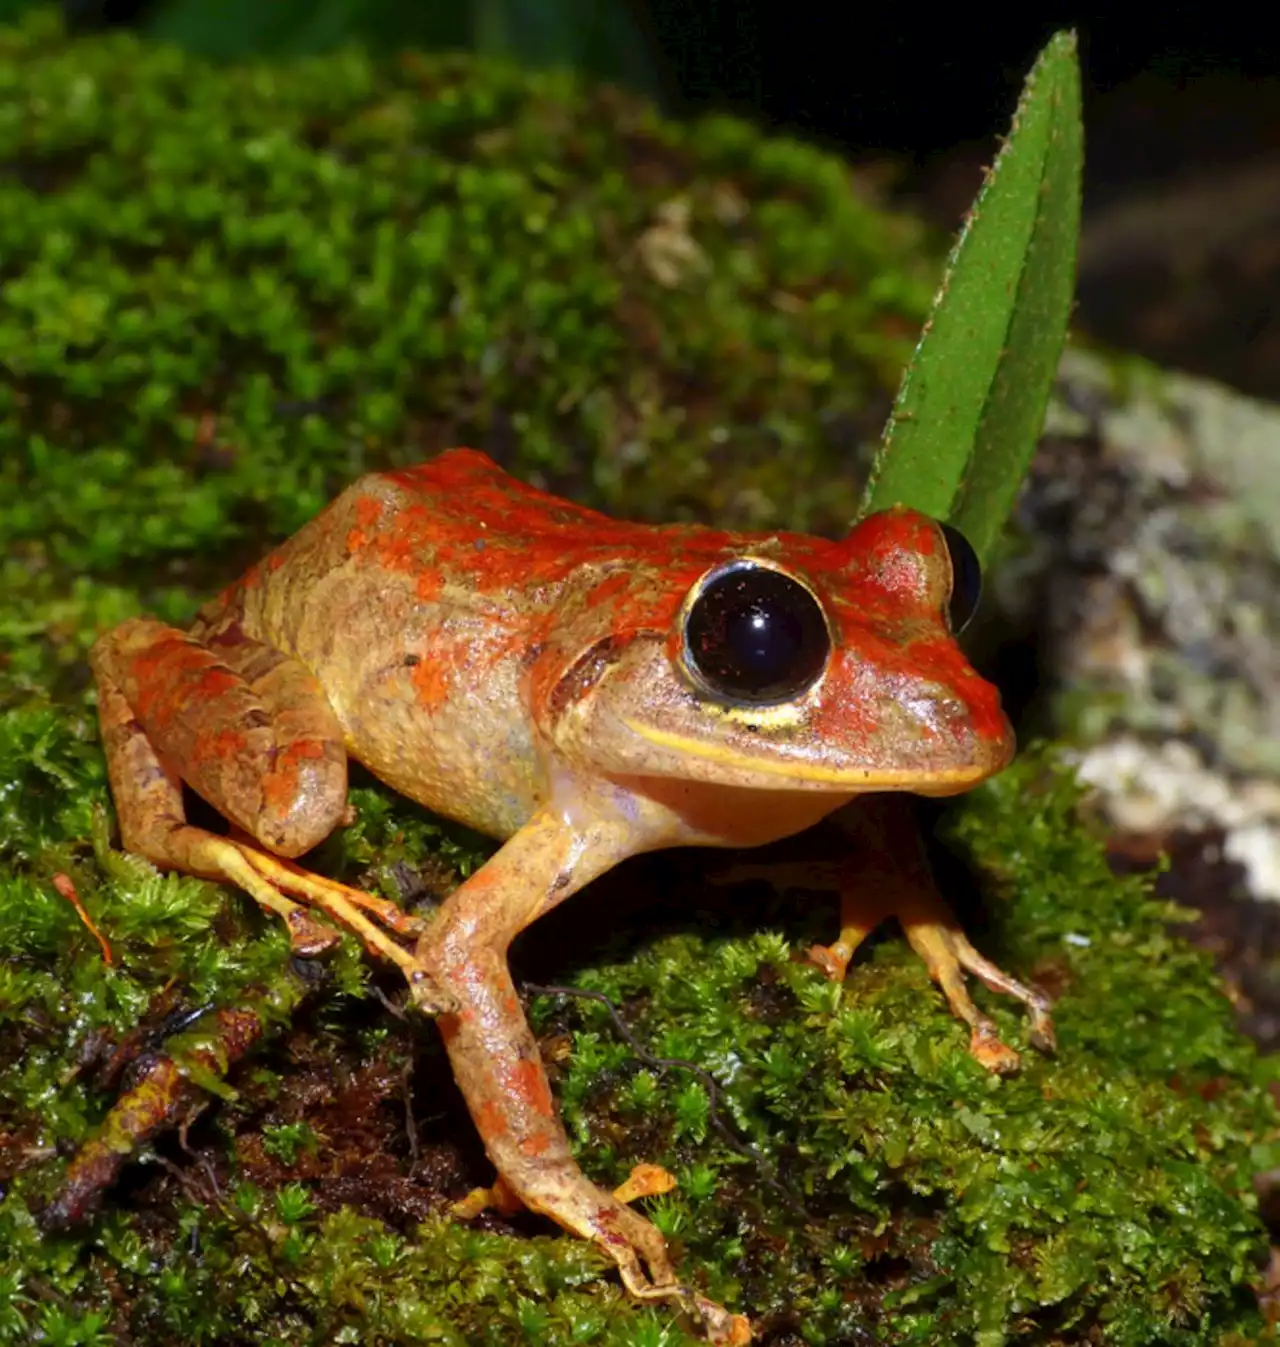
[535,507,1014,808]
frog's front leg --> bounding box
[825,796,1054,1072]
[416,800,737,1336]
[718,796,1054,1074]
[90,618,439,1003]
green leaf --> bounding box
[858,31,1082,560]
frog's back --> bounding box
[211,451,706,838]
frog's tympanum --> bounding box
[91,449,1052,1337]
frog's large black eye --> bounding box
[683,562,830,705]
[940,522,982,634]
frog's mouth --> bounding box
[620,718,1002,793]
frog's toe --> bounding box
[229,843,442,994]
[598,1197,751,1338]
[946,928,1055,1058]
[689,1295,753,1345]
[903,918,1055,1071]
[404,960,458,1016]
[599,1197,678,1294]
[235,843,428,941]
[968,1021,1022,1075]
[1022,993,1057,1055]
[623,1270,749,1345]
[806,939,853,982]
[281,906,342,957]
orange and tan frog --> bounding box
[90,447,1052,1336]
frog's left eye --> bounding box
[682,561,830,705]
[940,522,982,634]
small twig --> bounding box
[193,1150,225,1203]
[154,1153,218,1208]
[400,1057,420,1166]
[523,982,808,1221]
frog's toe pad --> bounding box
[613,1162,678,1205]
[1026,1004,1057,1055]
[806,941,852,982]
[695,1300,753,1347]
[283,908,342,957]
[451,1176,524,1219]
[968,1022,1022,1074]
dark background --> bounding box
[32,2,1280,398]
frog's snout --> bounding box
[872,674,1014,777]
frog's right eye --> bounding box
[680,560,830,706]
[939,522,982,634]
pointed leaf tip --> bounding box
[858,31,1082,563]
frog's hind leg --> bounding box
[90,619,439,1007]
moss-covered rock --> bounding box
[1,9,1276,1344]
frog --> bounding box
[89,447,1053,1336]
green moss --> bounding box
[0,8,1276,1344]
[528,754,1280,1342]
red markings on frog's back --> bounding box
[385,449,620,541]
[344,495,385,554]
[375,450,853,637]
[378,450,707,602]
[374,451,629,595]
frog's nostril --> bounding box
[906,689,984,746]
[908,689,964,725]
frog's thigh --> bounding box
[92,621,429,974]
[93,617,348,856]
[91,631,339,955]
[417,810,687,1306]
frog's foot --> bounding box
[455,1162,680,1220]
[809,887,1056,1073]
[221,841,451,1014]
[127,825,447,1013]
[142,828,450,1012]
[713,847,1053,1073]
[455,1158,687,1223]
[525,1174,747,1341]
[899,915,1055,1073]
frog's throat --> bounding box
[621,718,994,791]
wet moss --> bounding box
[525,756,1280,1343]
[1,8,1276,1344]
